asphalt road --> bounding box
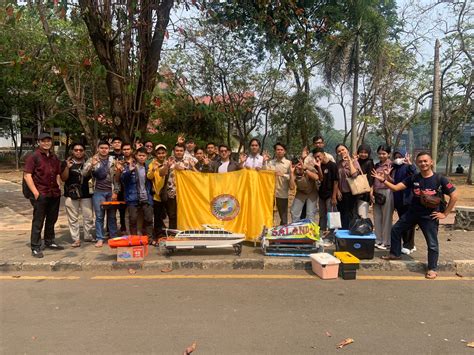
[0,271,473,355]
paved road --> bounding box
[1,271,473,354]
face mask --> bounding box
[393,158,404,165]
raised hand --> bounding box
[301,146,309,159]
[405,153,412,165]
[240,153,247,164]
[91,154,100,167]
[352,153,359,160]
[166,156,175,167]
[152,159,159,170]
[203,156,210,166]
[262,150,270,162]
[177,134,185,145]
[371,168,385,181]
[115,160,124,172]
[66,157,74,168]
[383,167,393,178]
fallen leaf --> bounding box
[161,267,173,273]
[336,338,354,349]
[467,342,474,348]
[455,273,464,278]
[183,341,197,354]
[325,331,332,337]
[128,268,137,274]
[12,275,21,279]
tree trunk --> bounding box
[350,35,360,154]
[431,39,441,170]
[468,136,474,185]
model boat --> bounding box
[160,225,245,255]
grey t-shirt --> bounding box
[137,165,148,202]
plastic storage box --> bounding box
[334,251,360,280]
[335,230,376,259]
[310,253,340,279]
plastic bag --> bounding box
[349,217,374,235]
[327,212,342,229]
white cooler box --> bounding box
[310,253,340,279]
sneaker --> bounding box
[377,244,388,250]
[375,243,383,249]
[32,249,44,258]
[410,246,417,253]
[401,247,411,255]
[44,243,65,250]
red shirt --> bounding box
[24,149,61,197]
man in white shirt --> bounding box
[217,145,240,173]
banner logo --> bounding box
[211,194,240,221]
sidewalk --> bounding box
[1,178,473,275]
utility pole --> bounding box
[431,39,441,171]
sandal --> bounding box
[71,241,81,248]
[94,240,104,248]
[381,254,402,261]
[425,270,438,279]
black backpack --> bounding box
[22,153,40,199]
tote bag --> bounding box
[347,173,371,195]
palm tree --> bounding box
[321,0,395,153]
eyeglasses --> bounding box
[73,149,84,152]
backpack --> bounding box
[22,152,40,199]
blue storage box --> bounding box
[335,230,376,260]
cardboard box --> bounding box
[116,245,148,262]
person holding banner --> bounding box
[241,138,264,170]
[262,143,292,225]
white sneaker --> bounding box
[410,246,417,253]
[401,247,411,255]
[377,244,388,250]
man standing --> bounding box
[144,140,155,166]
[372,152,458,279]
[121,148,154,238]
[61,143,94,247]
[23,132,64,258]
[109,137,123,160]
[147,144,168,240]
[262,143,292,225]
[83,140,121,247]
[303,136,335,167]
[313,148,338,232]
[206,142,220,163]
[121,142,134,165]
[193,148,215,172]
[159,144,193,229]
[290,159,319,223]
[216,145,240,173]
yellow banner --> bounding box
[175,169,275,241]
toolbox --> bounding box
[334,252,360,280]
[335,230,376,259]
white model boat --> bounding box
[160,225,245,255]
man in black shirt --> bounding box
[313,148,338,232]
[372,151,458,279]
[109,137,126,232]
[61,143,94,247]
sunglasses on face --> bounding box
[73,149,84,152]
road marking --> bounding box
[0,276,80,280]
[91,274,474,281]
[91,274,315,280]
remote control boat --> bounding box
[260,219,322,257]
[160,225,245,255]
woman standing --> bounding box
[356,144,375,219]
[373,144,394,250]
[335,144,361,229]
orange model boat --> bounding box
[108,235,149,248]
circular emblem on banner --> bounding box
[211,194,240,221]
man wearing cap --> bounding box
[147,144,168,241]
[23,132,64,258]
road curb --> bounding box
[1,258,472,274]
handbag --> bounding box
[373,191,386,205]
[327,207,342,229]
[347,172,371,195]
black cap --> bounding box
[38,132,52,140]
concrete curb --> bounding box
[1,258,473,275]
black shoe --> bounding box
[32,249,44,258]
[44,243,65,250]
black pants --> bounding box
[128,203,153,237]
[30,196,60,250]
[396,204,416,249]
[276,198,288,225]
[153,201,167,236]
[337,192,357,229]
[166,198,177,229]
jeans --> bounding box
[337,192,357,229]
[390,210,439,270]
[64,197,94,241]
[128,203,154,237]
[276,198,288,225]
[153,201,167,236]
[92,191,118,240]
[395,205,416,249]
[291,191,318,223]
[166,198,177,229]
[30,195,60,250]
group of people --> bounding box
[24,133,458,279]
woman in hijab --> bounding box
[356,143,375,219]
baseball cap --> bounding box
[38,132,52,140]
[155,144,167,151]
